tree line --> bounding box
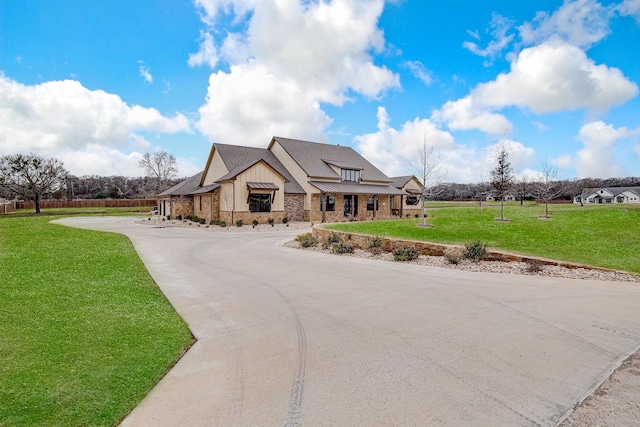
[1,151,180,213]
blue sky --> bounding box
[1,0,639,182]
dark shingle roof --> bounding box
[158,172,204,197]
[214,143,305,194]
[272,137,391,183]
[390,176,414,188]
[581,186,640,198]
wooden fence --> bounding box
[0,202,16,214]
[15,199,156,210]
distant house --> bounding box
[574,187,640,205]
[486,190,517,202]
[389,176,424,217]
[158,136,407,223]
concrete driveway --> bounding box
[55,217,640,426]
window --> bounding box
[588,198,595,203]
[199,196,202,211]
[341,169,360,182]
[249,193,271,212]
[605,198,612,204]
[406,196,418,205]
[320,195,335,211]
[367,196,378,211]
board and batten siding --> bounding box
[232,162,285,212]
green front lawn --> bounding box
[326,203,640,274]
[0,216,193,426]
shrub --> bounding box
[236,219,243,227]
[327,232,340,244]
[166,215,171,220]
[268,218,275,227]
[393,244,419,262]
[200,218,206,224]
[525,259,545,273]
[282,216,289,224]
[444,247,465,265]
[178,215,182,220]
[252,219,259,228]
[365,235,384,255]
[464,241,487,262]
[332,242,355,254]
[295,232,317,248]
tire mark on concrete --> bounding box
[207,309,246,426]
[262,282,307,427]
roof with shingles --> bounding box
[158,172,204,197]
[271,136,391,183]
[581,186,640,198]
[213,143,306,194]
[309,181,406,196]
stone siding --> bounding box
[309,194,394,223]
[284,194,305,221]
[219,210,287,225]
[193,192,220,223]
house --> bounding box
[486,190,517,202]
[158,137,407,223]
[574,187,640,205]
[389,176,424,217]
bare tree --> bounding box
[474,174,491,214]
[515,175,532,206]
[139,150,178,191]
[409,134,447,226]
[0,153,69,213]
[534,158,564,218]
[490,141,514,221]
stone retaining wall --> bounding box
[312,225,618,272]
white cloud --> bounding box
[197,64,331,146]
[404,60,433,86]
[473,39,638,114]
[463,13,515,64]
[194,0,399,144]
[356,107,495,183]
[188,31,219,69]
[138,60,153,83]
[518,0,614,49]
[432,96,512,135]
[618,0,640,24]
[574,120,635,178]
[0,75,192,176]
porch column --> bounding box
[321,193,326,223]
[400,195,404,218]
[350,194,355,220]
[373,195,377,219]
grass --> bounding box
[0,215,193,427]
[326,203,640,274]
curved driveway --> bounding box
[55,217,640,426]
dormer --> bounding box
[322,159,363,182]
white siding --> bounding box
[202,150,229,186]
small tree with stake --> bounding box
[534,157,564,218]
[409,134,447,227]
[490,141,514,221]
[0,153,69,214]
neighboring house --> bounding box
[486,190,517,202]
[158,136,407,223]
[389,176,424,217]
[574,187,640,205]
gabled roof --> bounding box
[390,175,424,190]
[212,143,305,194]
[270,136,391,183]
[581,186,640,198]
[158,172,204,197]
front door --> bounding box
[344,195,358,217]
